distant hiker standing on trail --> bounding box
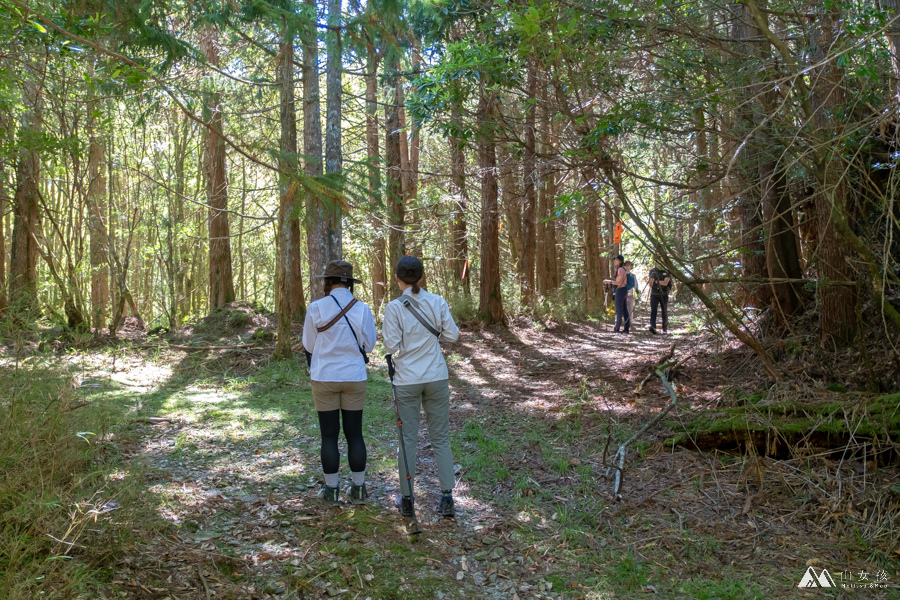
[604,255,630,334]
[624,261,638,327]
[647,265,671,334]
[302,260,377,505]
[382,256,461,518]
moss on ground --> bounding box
[666,392,900,452]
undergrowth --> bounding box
[0,358,144,599]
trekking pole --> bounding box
[385,354,421,542]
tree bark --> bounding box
[201,27,236,310]
[477,89,506,325]
[0,161,8,311]
[304,0,327,298]
[408,43,421,204]
[582,187,604,315]
[384,50,405,299]
[811,11,858,344]
[9,78,42,315]
[879,0,900,99]
[520,57,538,308]
[275,22,302,360]
[449,113,470,297]
[365,36,387,313]
[498,143,522,281]
[87,68,109,331]
[760,162,803,323]
[323,0,343,263]
[604,201,616,305]
[732,2,771,310]
[537,89,558,296]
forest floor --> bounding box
[7,305,900,599]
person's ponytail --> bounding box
[411,281,420,294]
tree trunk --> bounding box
[9,79,41,315]
[384,50,405,299]
[201,27,236,310]
[537,90,558,296]
[604,202,616,305]
[449,114,470,297]
[365,36,387,313]
[760,163,803,323]
[477,90,505,325]
[0,163,8,312]
[323,0,343,262]
[582,187,604,315]
[498,144,522,280]
[731,1,770,310]
[738,189,768,308]
[811,11,857,344]
[275,23,302,360]
[880,0,900,99]
[408,44,421,204]
[87,76,109,331]
[520,57,538,308]
[304,0,326,298]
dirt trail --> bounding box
[91,310,899,599]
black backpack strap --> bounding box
[401,297,441,338]
[330,296,369,363]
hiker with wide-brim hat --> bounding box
[302,260,376,505]
[382,256,461,519]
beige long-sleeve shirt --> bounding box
[382,287,460,386]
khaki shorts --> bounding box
[311,380,367,412]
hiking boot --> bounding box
[395,495,413,517]
[439,496,456,518]
[317,485,340,506]
[648,327,657,334]
[349,483,368,505]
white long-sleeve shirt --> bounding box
[302,288,377,382]
[382,287,460,386]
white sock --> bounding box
[351,470,365,486]
[324,473,339,488]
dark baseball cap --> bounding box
[396,255,424,282]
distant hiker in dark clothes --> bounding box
[603,255,630,334]
[624,261,637,327]
[302,260,377,506]
[382,256,461,518]
[647,265,671,334]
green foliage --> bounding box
[0,362,142,598]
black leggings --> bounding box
[318,409,366,474]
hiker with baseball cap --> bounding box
[603,255,631,334]
[647,264,672,334]
[382,256,461,518]
[302,260,377,505]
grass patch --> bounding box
[0,361,148,599]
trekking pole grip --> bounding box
[385,354,395,382]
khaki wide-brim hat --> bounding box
[314,260,363,284]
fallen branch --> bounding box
[638,342,675,392]
[138,343,254,351]
[196,567,212,600]
[610,359,679,496]
[133,417,175,424]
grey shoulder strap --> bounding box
[401,297,441,338]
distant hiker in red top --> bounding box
[603,255,630,334]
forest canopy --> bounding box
[1,0,899,382]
